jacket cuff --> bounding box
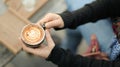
[54,10,76,30]
[59,11,75,29]
[46,46,63,64]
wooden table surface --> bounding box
[5,0,48,19]
[0,8,30,54]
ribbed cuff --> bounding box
[46,45,65,65]
[59,11,75,29]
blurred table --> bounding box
[0,7,30,67]
[4,0,48,19]
[0,0,48,66]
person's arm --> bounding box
[20,29,120,67]
[60,0,120,29]
[47,46,120,67]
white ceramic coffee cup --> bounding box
[21,23,45,48]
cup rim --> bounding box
[21,23,45,47]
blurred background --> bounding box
[0,0,88,67]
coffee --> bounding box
[21,24,45,48]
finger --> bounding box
[82,51,100,57]
[19,38,37,54]
[18,37,22,46]
[102,57,109,61]
[36,18,48,25]
[100,53,108,57]
[39,44,47,48]
[46,29,50,32]
[37,13,55,25]
[21,43,37,54]
[45,30,55,46]
[45,20,60,29]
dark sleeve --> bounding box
[59,0,120,29]
[46,46,120,67]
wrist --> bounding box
[46,45,58,60]
[44,44,55,59]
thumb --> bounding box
[45,30,55,47]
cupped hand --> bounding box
[20,30,55,59]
